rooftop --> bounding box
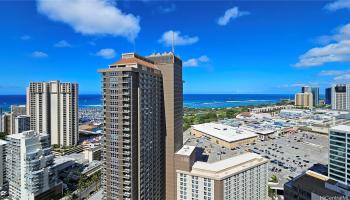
[192,123,257,142]
[189,152,268,180]
[0,139,8,145]
[110,53,157,69]
[330,125,350,133]
[176,145,196,156]
[286,170,345,197]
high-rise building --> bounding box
[0,108,3,133]
[295,92,313,108]
[6,131,62,200]
[175,145,269,200]
[0,105,27,135]
[26,81,79,146]
[301,86,319,106]
[14,115,30,134]
[1,113,11,134]
[147,52,183,200]
[325,87,332,105]
[311,87,320,106]
[0,140,7,189]
[302,86,311,93]
[99,52,183,199]
[331,84,350,110]
[329,125,350,185]
[99,53,167,199]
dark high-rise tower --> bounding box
[325,87,332,105]
[99,52,183,199]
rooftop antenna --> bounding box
[172,31,175,54]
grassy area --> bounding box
[183,107,250,131]
[182,101,295,131]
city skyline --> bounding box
[1,0,350,95]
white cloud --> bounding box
[159,30,199,46]
[183,55,209,67]
[325,0,350,11]
[295,40,350,67]
[335,74,350,80]
[31,51,48,58]
[96,48,116,59]
[37,0,140,41]
[20,35,31,40]
[159,4,176,13]
[217,7,250,26]
[319,69,350,81]
[319,69,350,76]
[295,21,350,67]
[54,40,72,48]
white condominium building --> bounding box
[6,131,62,200]
[175,145,269,200]
[331,84,350,110]
[27,81,79,146]
[0,140,7,189]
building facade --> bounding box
[295,92,313,108]
[0,140,7,189]
[27,81,79,146]
[329,125,350,185]
[331,84,350,110]
[301,86,312,93]
[14,115,30,134]
[147,53,184,200]
[6,131,62,200]
[325,87,332,105]
[175,146,269,200]
[311,87,320,106]
[301,86,319,106]
[99,53,167,199]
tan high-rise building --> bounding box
[99,52,183,200]
[26,81,78,146]
[295,92,313,108]
[147,52,183,200]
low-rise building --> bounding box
[83,144,102,162]
[191,123,258,148]
[284,170,347,200]
[175,145,269,200]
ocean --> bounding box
[0,94,296,111]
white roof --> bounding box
[176,145,196,156]
[330,125,350,133]
[188,152,268,180]
[0,139,8,145]
[192,123,257,142]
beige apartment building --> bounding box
[175,145,269,200]
[26,81,78,146]
[295,92,313,108]
[1,105,27,135]
[99,52,183,200]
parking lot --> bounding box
[184,130,329,188]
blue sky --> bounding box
[0,0,350,95]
